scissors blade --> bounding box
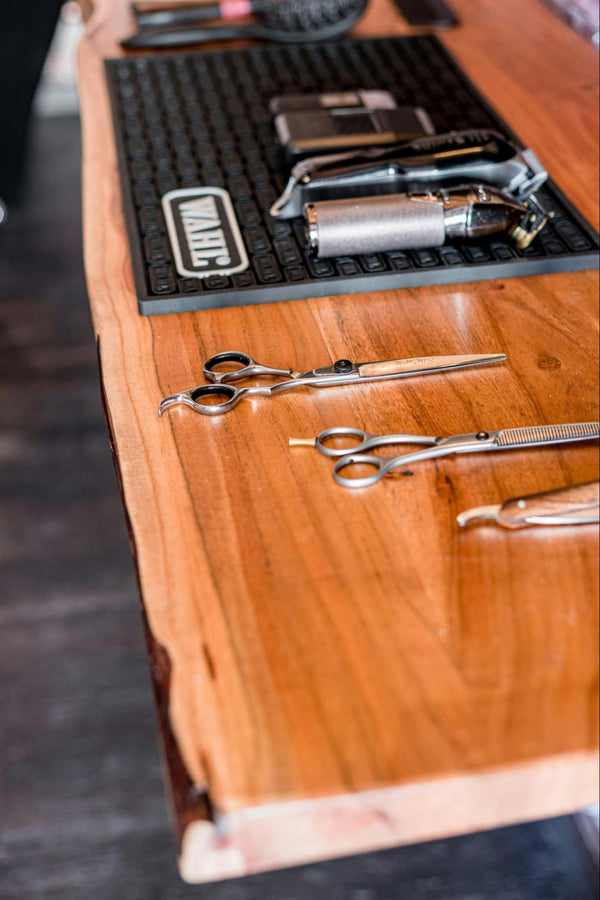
[495,422,599,447]
[357,354,506,379]
[525,509,600,525]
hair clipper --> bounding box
[271,129,548,219]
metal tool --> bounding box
[270,129,548,219]
[457,480,600,529]
[318,422,600,488]
[158,350,506,417]
[304,184,550,258]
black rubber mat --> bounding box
[106,35,599,315]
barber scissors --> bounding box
[294,422,599,487]
[158,350,506,417]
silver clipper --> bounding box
[304,184,551,257]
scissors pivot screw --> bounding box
[476,431,490,440]
[334,359,354,372]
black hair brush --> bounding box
[122,0,369,48]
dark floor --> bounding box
[0,115,598,900]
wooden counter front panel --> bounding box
[79,0,599,873]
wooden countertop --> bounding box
[78,0,599,883]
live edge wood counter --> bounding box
[79,0,599,883]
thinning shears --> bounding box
[291,422,599,487]
[158,350,506,417]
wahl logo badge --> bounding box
[162,187,249,279]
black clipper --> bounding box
[271,129,548,220]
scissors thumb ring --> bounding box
[333,454,387,488]
[312,426,440,457]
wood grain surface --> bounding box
[78,0,600,882]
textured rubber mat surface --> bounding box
[106,36,599,315]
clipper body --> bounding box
[304,185,539,257]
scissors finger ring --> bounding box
[333,454,388,488]
[203,351,297,384]
[159,383,244,416]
